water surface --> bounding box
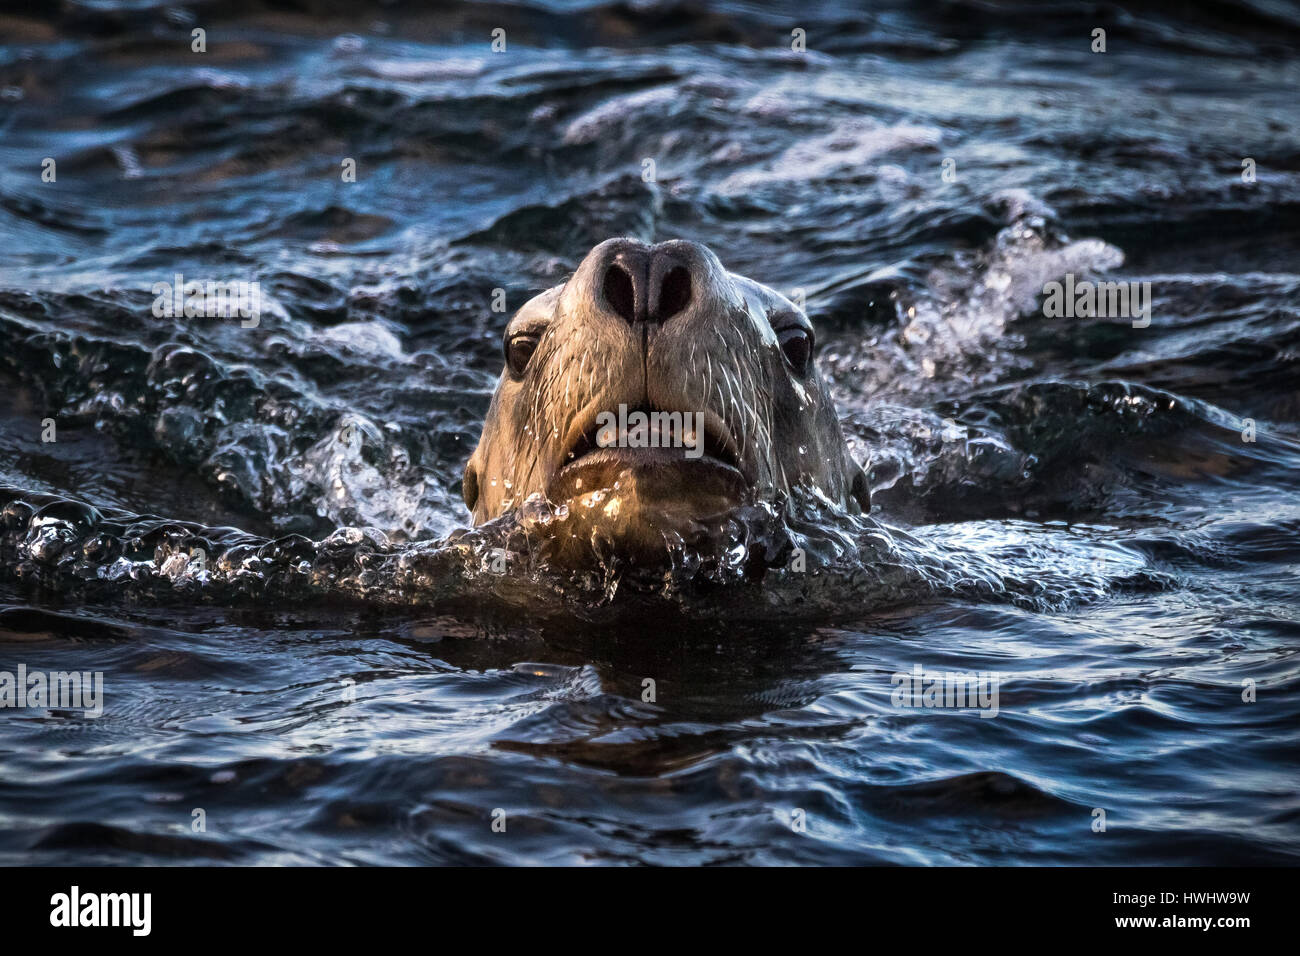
[1,0,1298,864]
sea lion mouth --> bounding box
[548,404,748,503]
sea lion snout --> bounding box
[462,237,870,561]
[593,239,696,328]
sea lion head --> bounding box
[462,238,870,561]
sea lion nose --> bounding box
[602,246,693,326]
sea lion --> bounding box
[462,238,870,561]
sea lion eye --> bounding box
[777,327,813,376]
[504,332,539,378]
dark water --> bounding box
[1,0,1299,864]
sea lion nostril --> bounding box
[603,262,637,324]
[657,266,691,321]
[603,248,689,325]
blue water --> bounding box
[0,0,1298,864]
